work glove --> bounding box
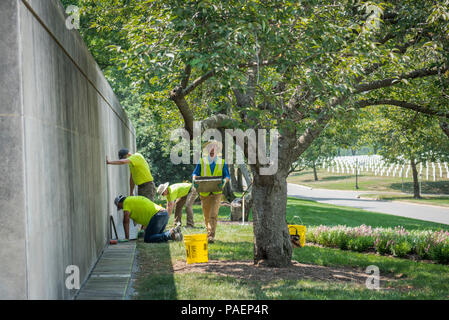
[193,181,199,189]
[218,179,225,189]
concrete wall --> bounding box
[0,0,136,299]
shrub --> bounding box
[391,241,412,258]
[374,237,394,255]
[347,236,373,252]
[428,230,449,264]
[306,225,449,264]
[413,232,432,259]
[429,243,449,264]
[334,231,350,250]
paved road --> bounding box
[287,183,449,226]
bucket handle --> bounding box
[288,225,300,236]
[289,215,304,226]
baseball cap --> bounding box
[118,148,129,159]
[114,195,127,208]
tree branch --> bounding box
[291,111,333,160]
[238,59,277,69]
[355,99,449,119]
[440,121,449,139]
[201,114,237,130]
[169,86,195,136]
[355,29,433,84]
[184,70,216,95]
[180,64,192,89]
[354,65,448,94]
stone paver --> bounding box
[75,242,136,300]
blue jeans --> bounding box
[144,210,172,243]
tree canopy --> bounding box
[72,0,449,266]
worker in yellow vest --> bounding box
[114,195,183,243]
[192,140,230,243]
[107,149,156,200]
[157,182,198,228]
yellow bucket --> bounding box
[288,225,306,248]
[184,234,208,264]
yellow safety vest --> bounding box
[200,156,224,197]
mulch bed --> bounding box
[172,259,397,286]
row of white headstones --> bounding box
[322,155,449,181]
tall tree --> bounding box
[80,0,449,266]
[360,106,449,198]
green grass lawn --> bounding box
[133,198,449,300]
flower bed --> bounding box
[306,225,449,264]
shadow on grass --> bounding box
[390,181,449,195]
[172,257,401,299]
[135,241,177,300]
[316,175,364,182]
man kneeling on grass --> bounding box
[114,195,183,243]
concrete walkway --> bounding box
[75,242,137,300]
[288,183,449,226]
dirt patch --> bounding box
[172,259,396,286]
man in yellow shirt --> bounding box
[107,149,156,200]
[114,195,182,243]
[157,182,197,228]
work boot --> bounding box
[173,223,182,235]
[170,228,183,241]
[175,231,183,241]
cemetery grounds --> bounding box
[288,155,449,207]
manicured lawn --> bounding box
[287,168,449,195]
[133,198,449,300]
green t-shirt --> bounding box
[123,196,164,226]
[166,183,192,202]
[128,153,153,185]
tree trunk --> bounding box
[223,184,235,202]
[229,164,239,191]
[441,121,449,139]
[410,158,421,199]
[312,162,318,181]
[236,167,244,192]
[252,169,292,267]
[239,164,252,186]
[220,127,236,202]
